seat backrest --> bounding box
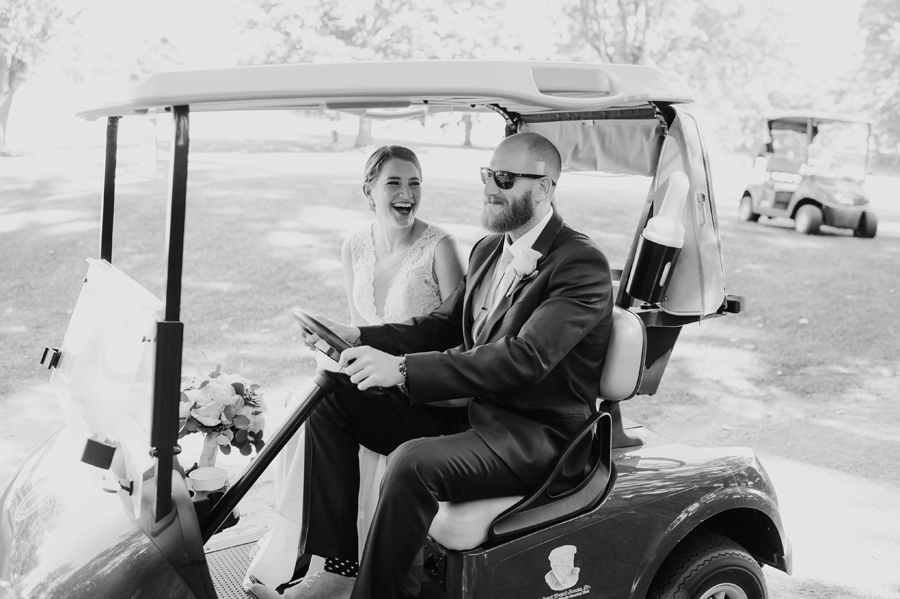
[598,306,646,402]
[765,152,806,174]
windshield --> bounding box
[50,259,162,516]
[807,121,869,181]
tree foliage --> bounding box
[568,0,665,64]
[2,0,888,157]
[564,0,815,150]
[246,0,512,64]
[859,0,900,150]
[0,0,69,154]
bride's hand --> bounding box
[298,314,360,351]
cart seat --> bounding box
[428,307,644,551]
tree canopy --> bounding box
[1,0,68,154]
[3,0,894,156]
[860,0,900,152]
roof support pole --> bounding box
[100,116,119,262]
[151,106,189,523]
[164,106,189,323]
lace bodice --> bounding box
[350,224,449,325]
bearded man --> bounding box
[250,131,613,599]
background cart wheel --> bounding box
[648,533,766,599]
[853,212,878,238]
[794,205,822,235]
[738,195,760,222]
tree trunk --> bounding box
[0,85,18,156]
[462,114,473,148]
[355,116,373,147]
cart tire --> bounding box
[853,212,878,238]
[647,533,766,599]
[794,205,822,235]
[739,195,760,222]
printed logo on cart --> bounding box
[541,544,585,593]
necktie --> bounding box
[473,249,513,339]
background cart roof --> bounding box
[767,110,871,126]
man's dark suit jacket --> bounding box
[358,210,613,488]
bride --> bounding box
[246,146,465,596]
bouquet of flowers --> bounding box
[179,365,266,467]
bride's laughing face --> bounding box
[366,159,422,227]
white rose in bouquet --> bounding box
[191,401,227,426]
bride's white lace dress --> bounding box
[350,223,447,325]
[245,223,450,591]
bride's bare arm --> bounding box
[433,235,466,301]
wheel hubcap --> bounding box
[700,582,749,599]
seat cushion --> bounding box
[428,496,523,551]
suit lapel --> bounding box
[475,211,564,344]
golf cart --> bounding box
[0,61,790,599]
[740,110,877,237]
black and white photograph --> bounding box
[1,1,898,598]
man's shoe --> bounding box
[248,571,355,599]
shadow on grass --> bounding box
[189,138,342,154]
[5,142,898,485]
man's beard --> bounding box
[482,190,535,233]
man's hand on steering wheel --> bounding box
[294,308,405,395]
[340,347,405,391]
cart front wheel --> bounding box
[648,533,766,599]
[739,195,759,222]
[853,212,878,238]
[794,205,822,235]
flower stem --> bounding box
[199,434,219,467]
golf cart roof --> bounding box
[76,60,694,121]
[768,110,870,127]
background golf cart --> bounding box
[740,111,878,237]
[0,61,788,599]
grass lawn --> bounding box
[2,121,900,514]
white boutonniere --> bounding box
[505,248,541,296]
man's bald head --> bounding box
[496,132,562,182]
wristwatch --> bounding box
[398,355,408,388]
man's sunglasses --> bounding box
[480,167,556,190]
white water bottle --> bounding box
[626,171,689,304]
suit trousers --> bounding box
[301,382,531,599]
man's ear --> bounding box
[538,176,555,198]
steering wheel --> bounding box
[293,308,352,360]
[292,308,404,400]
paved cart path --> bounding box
[760,455,900,599]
